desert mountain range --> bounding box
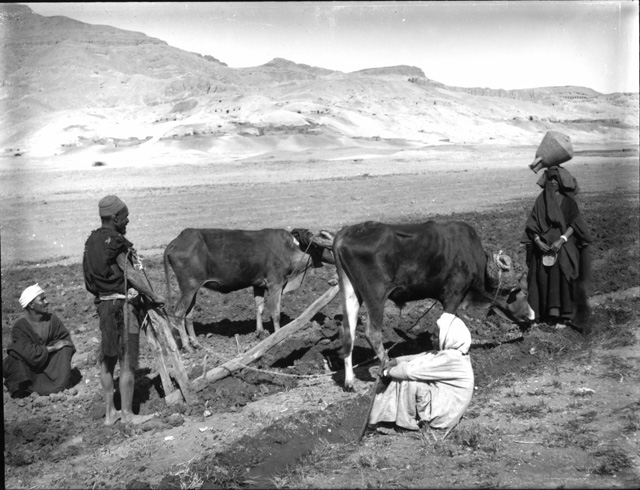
[1,3,637,161]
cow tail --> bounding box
[333,232,354,358]
[163,247,173,313]
[332,232,349,288]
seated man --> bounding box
[3,284,76,398]
[369,312,474,433]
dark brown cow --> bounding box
[164,228,325,350]
[333,220,534,390]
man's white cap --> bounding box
[19,283,45,309]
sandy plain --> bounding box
[1,141,638,269]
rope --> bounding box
[286,232,315,288]
[491,267,503,310]
[388,300,438,351]
[484,250,505,320]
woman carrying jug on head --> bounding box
[521,165,592,330]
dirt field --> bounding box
[2,146,639,489]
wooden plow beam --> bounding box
[166,284,339,405]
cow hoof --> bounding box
[343,384,356,393]
[256,330,269,340]
[189,339,203,350]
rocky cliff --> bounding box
[1,3,637,159]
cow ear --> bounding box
[494,251,512,271]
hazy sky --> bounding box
[26,1,639,94]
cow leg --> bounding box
[171,299,193,352]
[363,306,386,365]
[268,287,283,332]
[253,286,266,334]
[184,291,206,349]
[173,290,201,351]
[339,275,361,391]
[185,314,203,349]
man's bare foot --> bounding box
[104,410,122,426]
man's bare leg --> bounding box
[100,357,121,426]
[120,332,156,425]
[119,361,135,424]
[119,368,155,424]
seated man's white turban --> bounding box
[19,283,45,309]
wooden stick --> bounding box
[165,284,339,405]
[357,369,382,444]
[147,308,196,405]
[144,317,174,396]
[357,355,387,444]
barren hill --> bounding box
[1,3,637,162]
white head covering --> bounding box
[436,312,471,354]
[19,283,45,309]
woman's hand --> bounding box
[550,239,565,253]
[534,236,550,253]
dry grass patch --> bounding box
[544,416,599,450]
[501,399,549,419]
[590,446,634,476]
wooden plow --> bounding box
[144,229,339,406]
[164,284,339,405]
[141,307,197,405]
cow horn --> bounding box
[320,230,335,241]
[312,231,335,249]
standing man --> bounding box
[83,195,164,426]
[3,284,76,398]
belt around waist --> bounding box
[99,294,127,301]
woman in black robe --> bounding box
[521,166,592,328]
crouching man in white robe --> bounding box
[369,312,474,432]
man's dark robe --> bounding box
[3,315,76,396]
